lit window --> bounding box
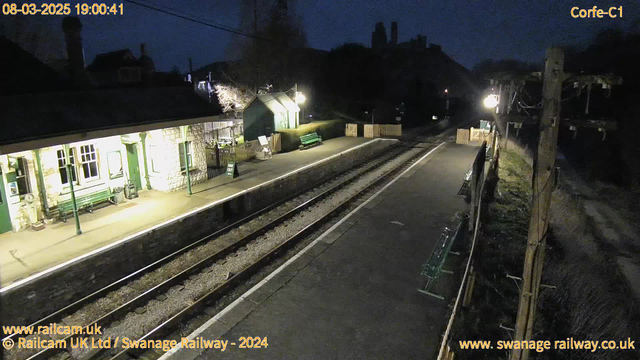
[15,157,31,195]
[80,144,99,180]
[107,151,123,179]
[178,141,192,171]
[57,148,77,185]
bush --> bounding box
[277,119,345,152]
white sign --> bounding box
[258,135,269,146]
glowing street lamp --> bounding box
[483,94,499,108]
[295,91,306,128]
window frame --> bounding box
[107,150,124,180]
[57,148,78,187]
[149,144,161,173]
[15,157,31,196]
[79,144,100,182]
[178,141,193,172]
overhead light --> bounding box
[483,94,499,108]
[295,92,306,104]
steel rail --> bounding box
[3,136,408,346]
[24,142,415,360]
[107,138,446,360]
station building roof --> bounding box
[248,92,300,114]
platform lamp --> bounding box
[293,83,306,127]
[444,88,449,116]
[295,91,306,126]
[180,125,192,196]
[483,94,501,153]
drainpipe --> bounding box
[34,149,50,218]
[181,126,192,195]
[64,144,82,235]
[139,132,152,190]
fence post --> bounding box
[463,267,476,307]
[215,144,220,168]
[469,171,476,232]
[469,143,487,232]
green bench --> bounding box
[299,132,322,150]
[418,216,467,300]
[57,188,114,222]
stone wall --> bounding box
[1,139,393,325]
[38,136,130,209]
[1,125,211,232]
[147,125,207,192]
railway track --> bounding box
[5,121,462,360]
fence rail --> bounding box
[205,134,281,171]
[437,131,500,360]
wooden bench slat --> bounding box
[299,132,322,149]
[57,188,114,221]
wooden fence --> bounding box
[380,124,402,137]
[437,130,501,360]
[364,124,380,138]
[456,129,470,144]
[470,127,494,143]
[205,134,281,170]
[345,123,358,137]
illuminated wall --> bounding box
[0,123,208,232]
[146,124,207,191]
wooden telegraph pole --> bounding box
[510,47,564,360]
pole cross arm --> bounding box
[561,119,617,130]
[490,73,622,86]
[496,115,618,133]
[564,74,623,86]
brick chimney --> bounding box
[139,43,155,83]
[391,22,398,46]
[61,17,89,86]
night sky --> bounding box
[4,0,640,72]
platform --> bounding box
[167,142,479,360]
[0,137,387,287]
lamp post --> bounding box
[64,144,82,235]
[181,125,192,196]
[483,93,501,155]
[444,88,449,116]
[294,83,306,127]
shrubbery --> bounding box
[278,119,345,152]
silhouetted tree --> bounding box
[228,0,308,93]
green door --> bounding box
[0,169,13,234]
[125,144,142,190]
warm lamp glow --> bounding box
[483,94,499,108]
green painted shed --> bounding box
[242,92,300,141]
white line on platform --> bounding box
[159,141,446,359]
[1,138,397,293]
